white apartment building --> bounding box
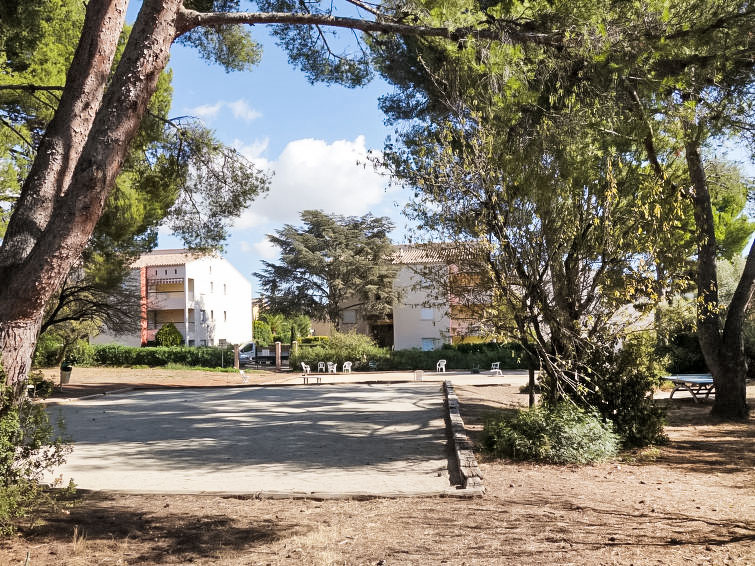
[92,249,252,347]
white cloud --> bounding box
[239,240,252,253]
[227,99,262,122]
[233,138,270,169]
[235,135,388,229]
[253,238,279,260]
[188,101,223,120]
[187,99,262,123]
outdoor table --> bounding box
[667,374,715,403]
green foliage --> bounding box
[0,368,70,535]
[28,371,54,399]
[483,403,620,464]
[655,299,707,374]
[291,331,387,370]
[300,335,329,345]
[387,342,526,371]
[253,320,274,347]
[571,334,669,447]
[90,345,235,368]
[178,1,262,72]
[155,322,183,347]
[255,211,400,327]
[292,336,527,371]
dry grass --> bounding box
[2,380,753,565]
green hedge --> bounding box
[383,342,526,371]
[53,343,235,368]
[292,335,527,372]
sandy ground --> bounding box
[46,384,453,496]
[1,367,752,565]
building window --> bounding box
[223,283,227,295]
[174,268,177,274]
[200,339,207,346]
[420,307,434,320]
[210,281,214,293]
[164,269,168,275]
[210,310,214,320]
[421,338,436,351]
[342,309,357,324]
[188,340,195,346]
[224,311,227,322]
[201,310,206,322]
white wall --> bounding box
[392,265,450,350]
[186,256,252,346]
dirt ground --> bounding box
[1,369,753,566]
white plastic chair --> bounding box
[317,361,326,372]
[301,362,311,374]
[327,362,337,373]
[342,361,352,373]
[436,359,446,372]
[490,362,503,376]
[239,369,249,384]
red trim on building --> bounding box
[140,267,148,346]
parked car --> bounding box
[238,342,290,366]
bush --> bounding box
[91,344,235,368]
[385,341,526,371]
[483,403,620,464]
[253,320,274,347]
[300,335,329,345]
[155,323,183,347]
[291,332,387,370]
[1,370,71,534]
[33,333,64,367]
[28,371,55,399]
[572,334,668,447]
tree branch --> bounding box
[0,84,65,92]
[175,8,563,46]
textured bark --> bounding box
[0,320,40,400]
[0,0,182,387]
[0,0,128,272]
[685,134,750,419]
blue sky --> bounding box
[127,4,754,294]
[127,4,410,294]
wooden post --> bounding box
[234,345,239,370]
[292,340,298,356]
[275,341,281,370]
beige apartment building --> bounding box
[318,244,482,350]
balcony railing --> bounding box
[147,322,195,330]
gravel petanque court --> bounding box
[47,383,454,496]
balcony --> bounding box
[146,322,196,343]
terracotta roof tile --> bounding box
[131,249,207,268]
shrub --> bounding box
[0,369,71,534]
[91,344,235,368]
[291,332,388,369]
[155,323,183,347]
[253,320,273,347]
[65,339,94,366]
[28,371,55,399]
[385,342,526,371]
[33,333,64,367]
[300,335,329,345]
[483,403,619,464]
[569,334,668,447]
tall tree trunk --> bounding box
[0,0,183,388]
[684,133,750,419]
